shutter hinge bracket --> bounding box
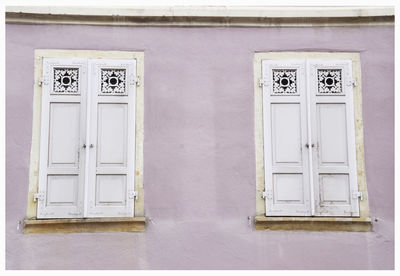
[33,192,44,202]
[259,78,268,87]
[131,76,140,87]
[129,191,138,200]
[352,191,363,200]
[347,79,357,87]
[38,77,49,86]
[262,190,273,200]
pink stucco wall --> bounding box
[6,24,394,269]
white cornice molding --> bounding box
[5,6,395,18]
[5,6,394,27]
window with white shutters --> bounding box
[261,58,361,217]
[36,57,138,219]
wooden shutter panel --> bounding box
[262,60,311,216]
[37,58,87,218]
[86,59,137,217]
[308,60,360,216]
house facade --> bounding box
[5,6,394,269]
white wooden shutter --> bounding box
[86,59,137,217]
[308,60,359,216]
[262,60,312,216]
[37,58,88,218]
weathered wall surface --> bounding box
[6,25,394,269]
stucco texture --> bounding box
[6,24,394,269]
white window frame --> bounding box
[254,52,371,229]
[26,50,145,221]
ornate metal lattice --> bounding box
[53,68,79,93]
[101,69,126,94]
[272,69,297,94]
[317,69,343,94]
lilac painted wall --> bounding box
[6,24,394,269]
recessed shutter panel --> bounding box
[86,59,137,217]
[262,60,311,216]
[37,58,88,218]
[308,60,359,216]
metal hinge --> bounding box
[259,78,268,87]
[130,75,140,87]
[347,79,357,87]
[262,190,272,200]
[128,191,138,200]
[33,192,44,202]
[352,191,363,200]
[38,77,49,86]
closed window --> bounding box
[29,52,144,221]
[261,59,359,216]
[254,53,370,230]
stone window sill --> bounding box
[254,216,371,232]
[24,217,146,234]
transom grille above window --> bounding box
[53,67,80,93]
[272,69,298,94]
[100,68,127,94]
[317,69,343,94]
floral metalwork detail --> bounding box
[53,68,79,93]
[101,69,126,94]
[272,69,297,94]
[317,69,342,94]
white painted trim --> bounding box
[6,6,394,27]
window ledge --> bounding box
[24,217,146,234]
[254,216,371,232]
